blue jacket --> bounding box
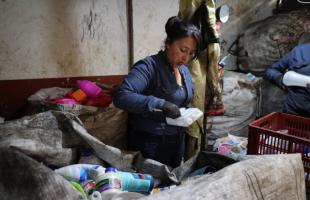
[113,50,194,135]
[265,43,310,117]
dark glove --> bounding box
[162,101,181,119]
[275,75,287,91]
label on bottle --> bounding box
[118,172,154,192]
[81,180,96,195]
[97,178,121,193]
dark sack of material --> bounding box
[0,147,84,200]
[27,87,128,149]
[237,9,310,75]
[0,111,78,167]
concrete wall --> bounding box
[0,0,277,80]
[0,0,128,80]
[132,0,278,69]
[132,0,178,62]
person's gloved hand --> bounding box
[275,75,287,91]
[162,101,181,119]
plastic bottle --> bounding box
[70,181,88,199]
[68,89,88,103]
[246,72,256,81]
[117,171,154,193]
[89,191,102,200]
[80,179,96,196]
[77,80,102,98]
[94,167,122,200]
[282,71,310,88]
[54,164,105,183]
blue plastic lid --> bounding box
[105,167,117,173]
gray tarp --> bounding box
[0,147,84,200]
[0,111,77,166]
[0,111,228,184]
[27,87,128,149]
[208,71,288,138]
[144,154,305,200]
[0,111,306,199]
[207,71,262,137]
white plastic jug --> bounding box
[282,71,310,88]
[93,167,122,200]
[166,108,203,127]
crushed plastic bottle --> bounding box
[54,164,105,183]
[117,171,154,193]
[93,167,122,200]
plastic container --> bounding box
[94,167,122,200]
[54,164,105,183]
[89,191,102,200]
[117,171,154,193]
[166,107,203,127]
[282,71,310,88]
[70,181,88,199]
[246,72,256,81]
[80,179,96,196]
[77,80,102,98]
[248,112,310,187]
[68,89,88,103]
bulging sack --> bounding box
[28,87,128,149]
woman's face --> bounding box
[166,36,197,68]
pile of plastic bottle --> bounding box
[48,80,112,107]
[55,164,154,200]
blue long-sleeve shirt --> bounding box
[265,43,310,117]
[113,50,194,134]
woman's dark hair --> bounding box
[165,16,201,59]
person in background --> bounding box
[265,32,310,117]
[113,16,201,168]
[178,0,223,159]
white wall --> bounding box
[132,0,178,62]
[0,0,278,80]
[0,0,128,80]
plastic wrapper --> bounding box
[166,108,203,127]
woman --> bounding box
[113,16,201,168]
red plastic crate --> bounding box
[247,112,310,187]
